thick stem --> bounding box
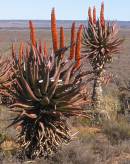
[92,71,103,110]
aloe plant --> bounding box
[82,3,123,110]
[0,55,13,104]
[2,9,91,159]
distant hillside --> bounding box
[0,20,130,29]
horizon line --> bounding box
[0,19,129,22]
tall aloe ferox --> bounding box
[82,2,123,110]
[3,8,90,159]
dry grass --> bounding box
[1,121,130,164]
[102,88,121,120]
[103,119,130,144]
[39,131,130,164]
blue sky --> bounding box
[0,0,130,20]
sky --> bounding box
[0,0,130,21]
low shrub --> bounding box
[103,119,130,144]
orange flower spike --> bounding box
[100,2,105,27]
[93,6,96,24]
[75,25,83,69]
[19,42,24,65]
[88,7,93,24]
[51,8,58,53]
[44,41,48,57]
[70,22,76,60]
[29,20,36,47]
[60,26,65,49]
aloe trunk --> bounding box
[92,71,103,110]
